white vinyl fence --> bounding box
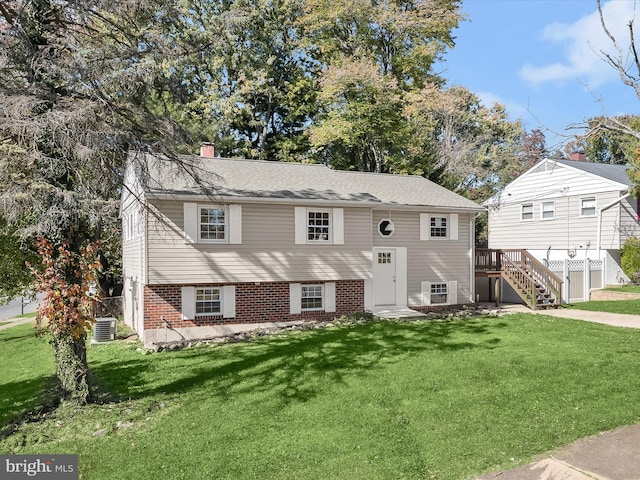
[545,259,603,303]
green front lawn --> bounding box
[2,315,640,480]
[566,299,640,315]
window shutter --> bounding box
[294,207,306,244]
[448,281,458,305]
[290,283,302,314]
[181,286,195,320]
[222,285,236,318]
[228,205,242,244]
[420,214,429,240]
[183,203,198,244]
[332,208,344,245]
[450,214,458,241]
[421,282,431,306]
[324,282,336,312]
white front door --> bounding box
[373,248,396,305]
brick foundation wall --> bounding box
[143,280,365,331]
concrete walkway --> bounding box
[0,316,35,331]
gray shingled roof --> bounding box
[554,159,631,186]
[140,154,482,211]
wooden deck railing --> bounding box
[475,249,563,308]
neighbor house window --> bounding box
[301,284,323,311]
[307,210,331,242]
[200,207,226,241]
[195,287,221,315]
[521,203,533,221]
[581,197,596,217]
[541,201,555,220]
[430,283,448,304]
[430,216,448,238]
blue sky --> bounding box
[439,0,639,150]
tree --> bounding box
[0,218,38,302]
[572,115,640,164]
[303,0,464,173]
[0,0,190,404]
[588,0,640,188]
[152,0,318,161]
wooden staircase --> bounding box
[476,249,562,310]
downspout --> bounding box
[597,190,631,252]
[471,211,483,304]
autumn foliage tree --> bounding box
[29,239,101,404]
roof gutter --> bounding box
[597,189,631,251]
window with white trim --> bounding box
[301,284,323,311]
[430,283,448,304]
[195,287,221,315]
[430,216,448,238]
[294,207,343,245]
[420,213,458,241]
[581,197,596,217]
[541,201,555,220]
[307,210,331,242]
[521,203,533,221]
[200,206,226,241]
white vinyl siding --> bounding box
[149,202,370,284]
[375,210,471,306]
[419,213,459,240]
[490,193,622,250]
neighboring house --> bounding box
[484,157,639,302]
[121,147,483,344]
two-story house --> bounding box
[485,157,639,302]
[122,148,484,345]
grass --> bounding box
[0,323,55,426]
[2,314,640,480]
[566,299,640,314]
[602,284,640,293]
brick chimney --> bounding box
[570,151,585,161]
[200,142,215,158]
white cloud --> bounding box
[519,0,637,87]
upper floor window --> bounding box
[307,210,331,242]
[294,207,344,245]
[200,207,226,241]
[541,201,555,220]
[419,213,458,241]
[581,197,596,217]
[521,203,533,221]
[430,216,448,238]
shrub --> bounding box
[621,237,640,283]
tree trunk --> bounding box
[52,335,91,405]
